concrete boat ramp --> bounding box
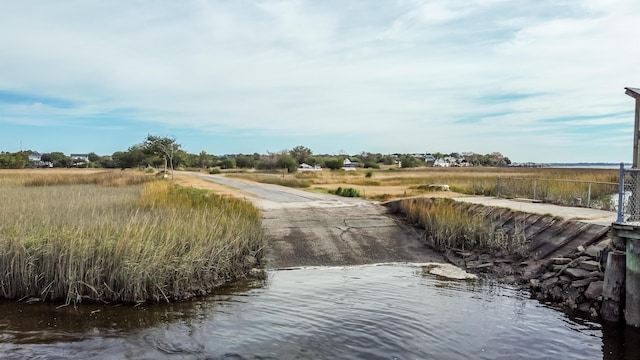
[453,196,616,262]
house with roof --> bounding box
[342,158,358,171]
[298,163,322,171]
[70,153,90,167]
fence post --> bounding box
[496,177,501,198]
[618,163,625,223]
[533,180,537,200]
[587,183,592,208]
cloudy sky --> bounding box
[1,0,639,162]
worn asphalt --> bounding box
[194,174,444,268]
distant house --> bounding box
[70,153,90,167]
[433,158,450,167]
[28,152,52,168]
[342,158,358,171]
[28,152,42,162]
[298,163,322,171]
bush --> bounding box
[324,159,343,170]
[334,187,360,197]
[364,162,380,169]
[365,171,374,178]
[209,167,221,174]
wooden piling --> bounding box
[601,251,626,322]
[626,238,640,327]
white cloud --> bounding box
[0,0,639,161]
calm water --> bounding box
[1,264,638,359]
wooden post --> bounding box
[634,97,639,168]
[626,238,640,327]
[626,88,640,167]
[601,250,626,322]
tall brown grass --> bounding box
[0,173,264,305]
[285,167,619,204]
[229,173,311,188]
[397,198,528,257]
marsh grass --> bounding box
[229,173,311,188]
[398,198,528,257]
[0,173,264,305]
[278,167,620,204]
[23,170,153,187]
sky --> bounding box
[1,0,639,163]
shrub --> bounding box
[365,171,374,178]
[209,167,222,174]
[334,187,360,197]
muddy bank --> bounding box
[386,197,612,320]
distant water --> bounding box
[545,163,628,169]
[1,264,638,359]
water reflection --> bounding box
[0,264,635,359]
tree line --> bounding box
[0,135,511,170]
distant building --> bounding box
[342,158,358,171]
[28,152,52,168]
[70,153,90,167]
[298,163,322,171]
[28,152,42,162]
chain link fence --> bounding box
[496,176,619,211]
[617,166,640,225]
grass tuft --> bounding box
[397,198,528,257]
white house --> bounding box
[298,163,322,171]
[342,158,357,171]
[433,158,450,167]
[28,153,42,162]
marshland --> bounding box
[0,169,264,305]
[227,165,619,205]
[1,166,635,359]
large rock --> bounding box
[585,281,604,300]
[565,268,592,279]
[571,278,593,288]
[550,257,573,265]
[579,260,601,272]
[586,239,611,258]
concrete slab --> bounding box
[453,197,617,226]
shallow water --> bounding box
[1,264,638,359]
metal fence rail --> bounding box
[496,176,619,211]
[617,165,640,224]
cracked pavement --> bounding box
[194,174,444,268]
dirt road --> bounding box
[192,174,444,268]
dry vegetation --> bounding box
[228,166,619,204]
[0,169,264,305]
[397,197,529,257]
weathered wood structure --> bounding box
[626,87,640,167]
[603,88,640,327]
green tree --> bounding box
[42,152,72,168]
[87,152,101,162]
[324,158,343,170]
[221,157,236,169]
[143,135,181,180]
[0,151,29,169]
[290,145,312,164]
[235,154,256,168]
[277,152,298,172]
[197,151,213,169]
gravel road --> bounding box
[195,174,444,268]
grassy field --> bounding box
[226,166,619,205]
[0,169,264,305]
